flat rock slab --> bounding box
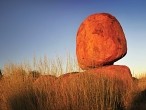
[76,13,127,70]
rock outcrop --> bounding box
[32,13,133,110]
[75,13,133,108]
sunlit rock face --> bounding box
[76,13,127,70]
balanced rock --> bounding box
[76,13,127,70]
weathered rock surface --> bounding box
[76,13,127,70]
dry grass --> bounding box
[0,56,146,110]
[126,73,146,110]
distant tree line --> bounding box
[29,70,40,78]
[0,69,2,78]
[0,69,41,79]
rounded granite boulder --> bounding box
[76,13,127,70]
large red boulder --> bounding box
[76,13,127,70]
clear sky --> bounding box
[0,0,146,75]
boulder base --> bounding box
[85,65,133,83]
[55,65,133,109]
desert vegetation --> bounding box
[0,56,146,110]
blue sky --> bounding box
[0,0,146,75]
